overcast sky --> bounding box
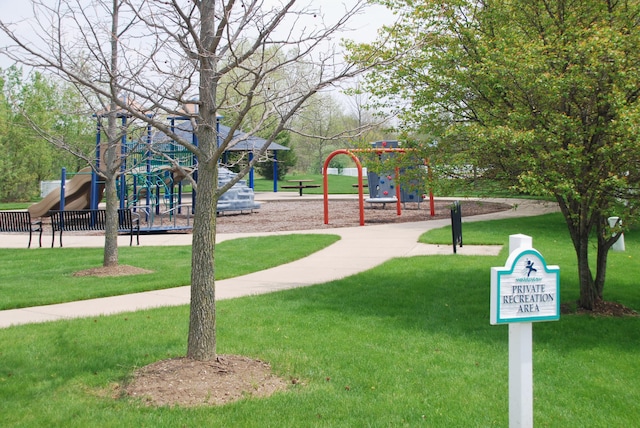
[0,0,393,70]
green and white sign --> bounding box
[491,245,560,324]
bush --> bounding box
[254,132,296,180]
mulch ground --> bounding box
[214,198,508,233]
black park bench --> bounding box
[49,209,140,248]
[0,211,43,248]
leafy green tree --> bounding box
[0,67,93,202]
[291,93,354,173]
[351,0,640,310]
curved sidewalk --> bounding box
[0,198,558,328]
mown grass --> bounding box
[0,202,30,210]
[422,211,640,308]
[253,174,547,200]
[253,173,362,194]
[420,212,571,246]
[0,234,339,310]
[1,213,639,426]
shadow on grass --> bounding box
[264,255,640,354]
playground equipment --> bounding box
[126,165,191,215]
[364,140,424,209]
[216,167,261,212]
[28,167,102,218]
[30,114,268,231]
[28,92,301,233]
[323,142,435,226]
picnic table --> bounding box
[281,179,321,196]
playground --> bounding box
[23,118,280,234]
[24,138,439,236]
[9,136,468,244]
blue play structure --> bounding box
[78,113,283,232]
[365,141,424,208]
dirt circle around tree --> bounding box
[123,355,290,407]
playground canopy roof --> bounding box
[218,125,289,152]
[154,121,289,153]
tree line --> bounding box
[0,66,93,201]
[0,65,388,200]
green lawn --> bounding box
[0,234,339,310]
[253,173,363,194]
[254,174,547,200]
[420,212,571,246]
[1,213,639,426]
[0,202,30,210]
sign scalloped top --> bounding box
[491,247,560,325]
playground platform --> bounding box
[0,195,560,328]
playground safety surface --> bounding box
[216,198,510,233]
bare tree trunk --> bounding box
[187,0,218,361]
[576,236,598,310]
[100,114,121,267]
[102,0,121,268]
[595,214,618,300]
[103,172,119,267]
[187,160,218,360]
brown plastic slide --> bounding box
[28,167,101,218]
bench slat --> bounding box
[0,211,42,248]
[49,209,139,247]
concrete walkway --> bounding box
[0,195,559,328]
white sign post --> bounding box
[491,234,560,428]
[608,216,625,252]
